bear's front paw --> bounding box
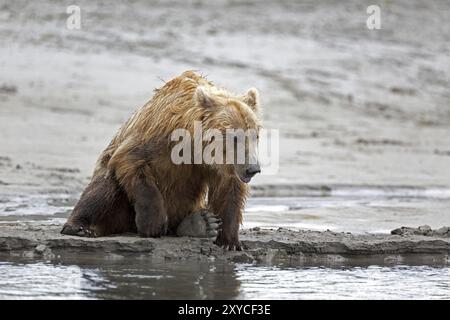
[137,218,168,238]
[215,233,242,251]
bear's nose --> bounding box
[245,164,261,178]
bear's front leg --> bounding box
[176,209,221,239]
[132,177,168,237]
[209,178,248,251]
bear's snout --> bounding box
[245,164,261,178]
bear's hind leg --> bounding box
[61,174,135,237]
[61,223,95,237]
[176,209,221,239]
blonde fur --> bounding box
[63,71,262,248]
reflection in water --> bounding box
[92,260,240,299]
[0,256,240,299]
[0,262,110,299]
[1,190,450,299]
[0,256,449,299]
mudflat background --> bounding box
[0,0,449,211]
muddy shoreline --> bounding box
[1,222,449,265]
[1,0,450,251]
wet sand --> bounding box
[1,0,449,199]
[1,222,449,265]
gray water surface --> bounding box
[0,256,449,300]
[2,190,450,234]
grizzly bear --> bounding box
[61,71,262,250]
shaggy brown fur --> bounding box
[62,71,262,250]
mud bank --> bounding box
[1,222,449,265]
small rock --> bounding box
[391,227,412,235]
[391,227,403,235]
[34,244,55,259]
[392,225,449,237]
[22,251,34,258]
[418,225,432,233]
[35,244,47,254]
[230,252,254,263]
[434,227,450,237]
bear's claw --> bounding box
[201,209,222,239]
[61,224,96,238]
[215,234,243,251]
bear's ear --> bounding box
[243,88,260,113]
[195,86,217,109]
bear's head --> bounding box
[195,85,262,183]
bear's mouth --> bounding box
[238,175,252,183]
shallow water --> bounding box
[244,194,450,233]
[1,189,450,299]
[2,189,450,234]
[0,256,449,300]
